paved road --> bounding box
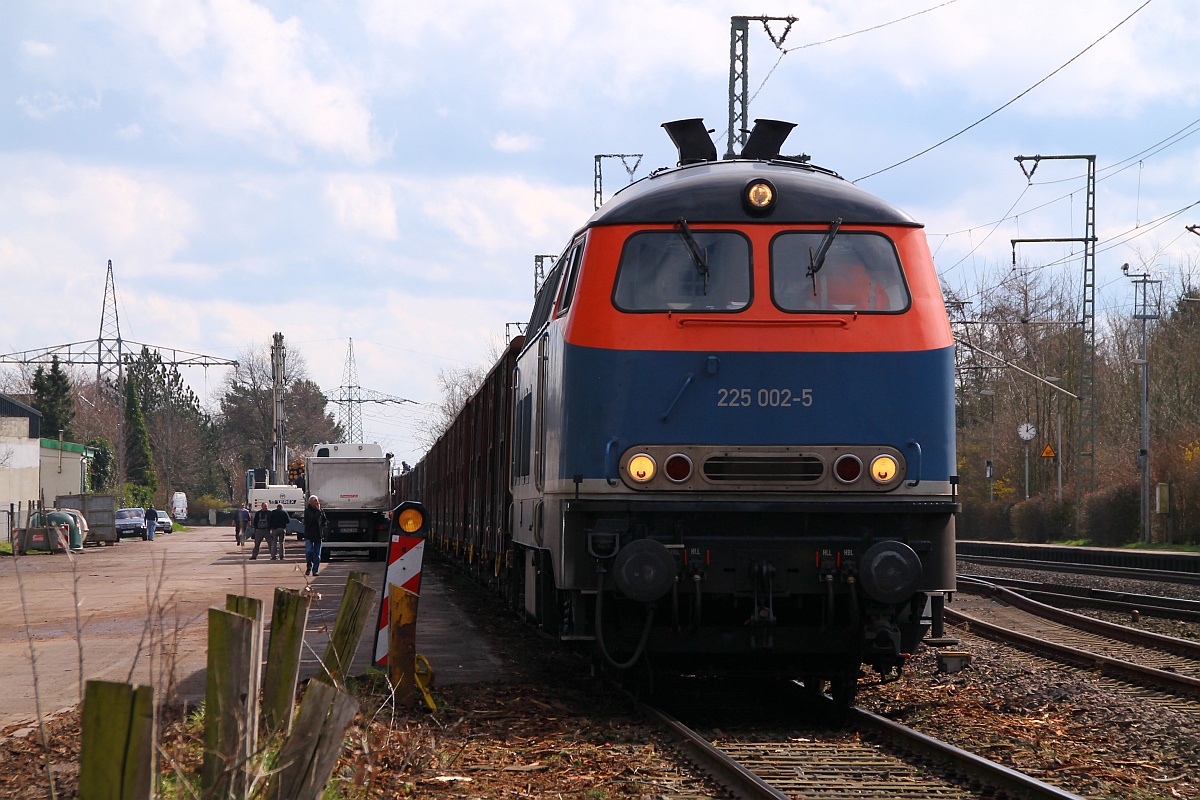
[0,525,385,728]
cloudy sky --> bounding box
[2,0,1198,464]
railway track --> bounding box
[956,541,1200,585]
[953,578,1200,698]
[960,572,1200,621]
[646,702,1085,799]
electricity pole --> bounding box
[593,154,643,210]
[271,332,287,482]
[1126,264,1161,544]
[1012,154,1097,510]
[727,15,796,157]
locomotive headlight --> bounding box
[870,454,899,484]
[627,454,657,483]
[743,179,777,214]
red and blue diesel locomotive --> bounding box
[398,119,957,700]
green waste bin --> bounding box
[49,511,83,551]
[27,510,80,552]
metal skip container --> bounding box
[56,493,118,545]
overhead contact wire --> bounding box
[856,0,1158,182]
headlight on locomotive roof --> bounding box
[869,454,899,484]
[628,454,657,483]
[742,179,777,214]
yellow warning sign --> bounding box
[1040,444,1056,458]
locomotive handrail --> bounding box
[605,437,620,485]
[660,373,694,421]
[674,317,850,328]
[905,439,922,487]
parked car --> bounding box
[156,510,173,534]
[115,507,147,538]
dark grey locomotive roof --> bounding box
[588,159,921,228]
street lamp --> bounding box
[980,389,996,502]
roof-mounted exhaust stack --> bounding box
[662,119,718,165]
[740,119,796,160]
[663,118,797,165]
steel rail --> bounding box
[642,705,790,800]
[960,573,1200,621]
[946,607,1200,698]
[958,577,1200,660]
[849,707,1087,800]
[958,553,1200,584]
[646,702,1085,799]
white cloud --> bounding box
[325,176,399,240]
[492,132,541,153]
[20,40,57,58]
[115,0,381,163]
[16,91,98,120]
[412,174,589,259]
[115,123,143,140]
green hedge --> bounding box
[1082,483,1139,547]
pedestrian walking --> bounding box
[143,504,157,541]
[268,502,289,561]
[303,495,326,577]
[234,503,251,545]
[249,502,271,559]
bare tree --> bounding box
[415,339,506,453]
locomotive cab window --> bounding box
[555,240,585,318]
[613,230,751,312]
[771,231,910,313]
[527,261,565,334]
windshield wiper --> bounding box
[806,217,842,295]
[676,218,709,294]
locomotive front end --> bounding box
[508,120,958,700]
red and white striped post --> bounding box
[373,502,428,668]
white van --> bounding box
[171,492,188,521]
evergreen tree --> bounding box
[124,376,157,503]
[86,437,114,491]
[31,355,76,439]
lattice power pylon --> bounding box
[0,259,238,489]
[327,338,416,444]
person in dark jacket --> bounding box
[268,503,290,561]
[143,504,157,541]
[303,495,326,577]
[250,502,271,560]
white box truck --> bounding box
[305,443,392,559]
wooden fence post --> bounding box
[226,595,264,745]
[79,680,154,800]
[314,574,377,687]
[263,680,358,800]
[202,608,258,800]
[388,583,419,705]
[262,588,311,736]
